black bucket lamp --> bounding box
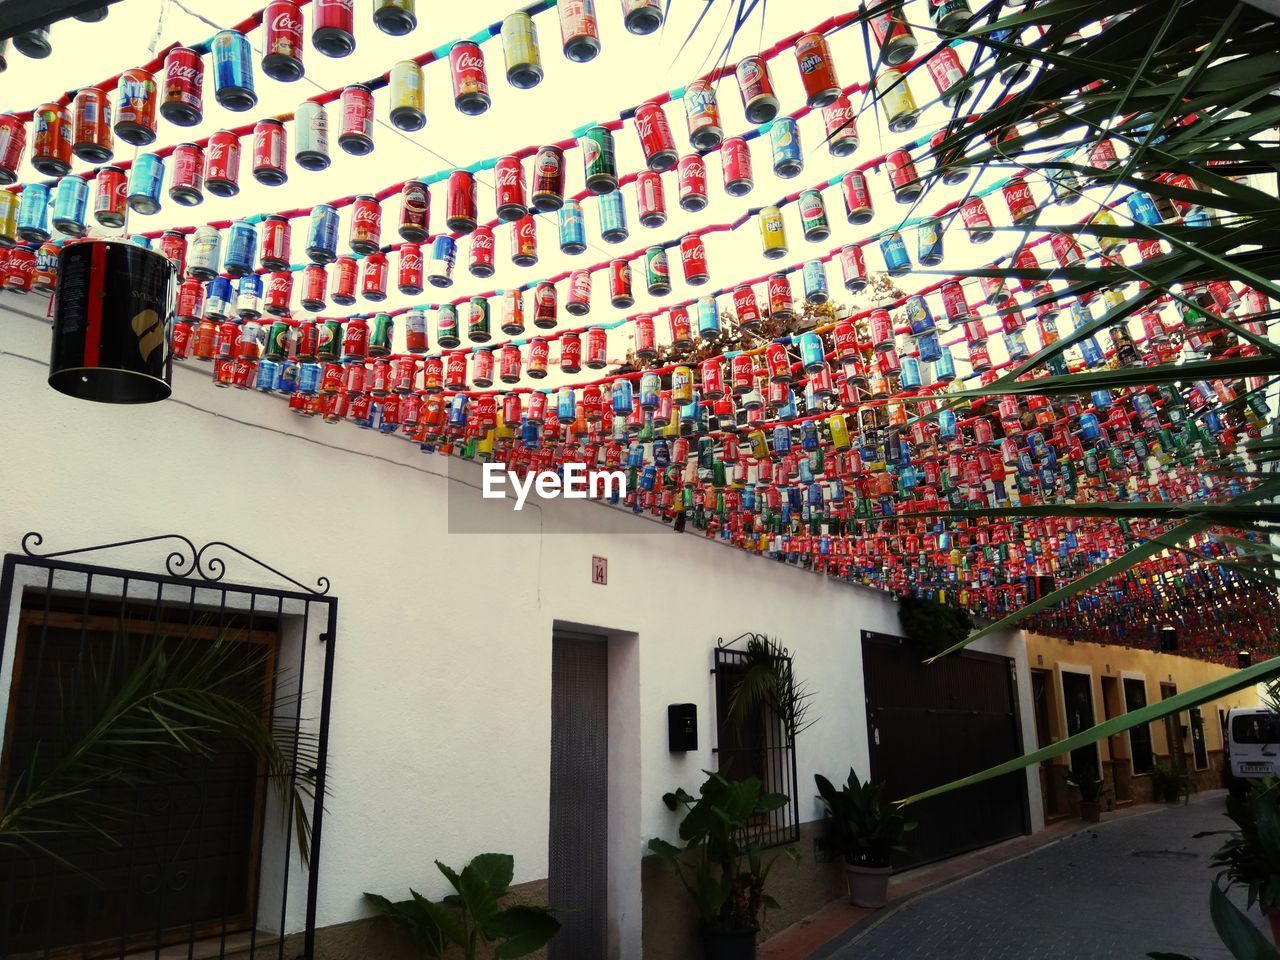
[48,239,175,403]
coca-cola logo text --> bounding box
[270,11,303,34]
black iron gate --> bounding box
[0,533,336,960]
[862,630,1029,869]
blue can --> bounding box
[448,394,469,428]
[904,294,934,335]
[275,359,299,393]
[899,356,922,390]
[298,362,321,395]
[1091,389,1112,411]
[935,345,956,382]
[1079,412,1101,442]
[306,203,340,264]
[801,421,819,451]
[917,217,943,266]
[769,118,803,178]
[772,424,791,455]
[205,277,233,319]
[880,230,911,276]
[1003,328,1028,362]
[212,30,257,111]
[1184,207,1211,228]
[802,259,829,304]
[639,371,661,408]
[598,190,628,243]
[237,273,263,317]
[378,405,399,434]
[1079,335,1104,368]
[1125,190,1161,226]
[127,153,165,215]
[798,332,825,373]
[916,329,941,363]
[16,183,50,243]
[696,296,720,339]
[627,441,644,468]
[559,199,586,255]
[51,175,88,237]
[639,464,656,492]
[612,378,633,415]
[428,234,457,287]
[255,359,278,392]
[776,389,797,420]
[128,235,152,249]
[937,409,957,441]
[225,219,257,277]
[557,387,576,421]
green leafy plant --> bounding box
[1147,882,1280,960]
[364,853,560,960]
[814,769,916,868]
[1152,763,1194,805]
[897,596,973,659]
[725,634,818,740]
[647,769,799,933]
[1065,769,1104,804]
[1201,780,1280,914]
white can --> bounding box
[187,225,222,279]
[294,99,331,172]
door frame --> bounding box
[1057,664,1099,774]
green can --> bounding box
[265,320,290,362]
[645,246,670,296]
[468,296,491,343]
[581,125,618,195]
[317,320,343,362]
[369,313,394,356]
[697,437,714,470]
[798,188,831,242]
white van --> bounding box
[1223,707,1280,797]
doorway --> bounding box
[1061,670,1099,780]
[549,634,608,960]
[1190,707,1209,770]
[1031,669,1064,818]
[1101,676,1132,803]
[1161,682,1186,770]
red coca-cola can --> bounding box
[733,285,761,331]
[398,179,430,242]
[609,258,634,308]
[392,358,418,395]
[795,32,840,107]
[177,277,205,320]
[298,264,325,311]
[668,307,692,347]
[160,46,204,127]
[399,243,424,294]
[0,115,25,185]
[680,234,709,285]
[960,196,993,242]
[494,154,527,222]
[533,280,557,328]
[444,351,468,390]
[319,361,345,394]
[531,145,566,212]
[635,170,667,228]
[446,169,478,233]
[71,87,112,163]
[469,223,495,278]
[470,350,494,388]
[158,230,187,275]
[584,327,608,369]
[168,142,205,206]
[940,280,970,322]
[560,332,583,373]
[512,215,538,267]
[263,271,294,315]
[339,84,374,155]
[634,314,656,358]
[729,353,755,394]
[721,137,753,197]
[822,96,856,158]
[421,355,443,391]
[760,273,789,323]
[312,0,356,58]
[1012,247,1040,292]
[841,170,873,224]
[253,118,288,186]
[838,245,866,293]
[172,321,193,359]
[764,342,791,381]
[499,343,522,384]
[449,40,490,116]
[205,129,242,197]
[349,194,381,254]
[4,244,35,293]
[867,309,894,349]
[332,254,358,304]
[831,322,858,363]
[1051,232,1083,268]
[260,214,290,270]
[361,251,388,301]
[94,165,128,226]
[263,0,305,81]
[1136,238,1163,261]
[1003,179,1037,225]
[31,103,72,177]
[634,101,677,173]
[527,338,550,378]
[886,149,921,202]
[677,154,708,212]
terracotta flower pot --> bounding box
[846,863,892,908]
[1080,800,1102,823]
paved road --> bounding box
[819,792,1260,960]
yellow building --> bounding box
[1024,632,1263,817]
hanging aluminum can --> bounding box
[177,277,205,321]
[469,296,492,342]
[839,245,867,295]
[369,313,394,355]
[389,60,425,131]
[188,225,222,279]
[470,349,495,388]
[1051,232,1083,268]
[932,0,973,32]
[960,196,992,242]
[645,246,670,295]
[0,191,16,245]
[501,11,543,89]
[636,170,667,227]
[584,326,608,369]
[694,300,718,340]
[158,230,187,275]
[795,32,840,107]
[306,203,340,263]
[374,0,416,35]
[622,0,663,34]
[398,179,430,241]
[31,103,72,176]
[114,69,157,146]
[870,3,916,64]
[0,115,27,184]
[533,280,557,328]
[822,96,856,158]
[237,275,264,318]
[841,170,873,225]
[225,219,257,276]
[683,79,722,151]
[404,311,428,353]
[436,304,460,347]
[634,315,656,357]
[168,142,204,206]
[298,265,325,311]
[917,217,943,266]
[71,87,113,163]
[798,189,830,242]
[802,260,829,304]
[428,234,457,287]
[349,195,382,254]
[765,117,801,179]
[339,84,374,155]
[680,234,708,285]
[253,118,288,186]
[758,206,787,259]
[1002,178,1037,225]
[886,149,921,203]
[512,214,538,266]
[566,269,592,315]
[559,199,586,254]
[204,129,242,197]
[263,0,306,81]
[609,258,634,307]
[581,125,618,194]
[342,319,369,362]
[634,101,677,173]
[560,332,583,373]
[531,145,566,211]
[446,169,478,232]
[940,280,970,323]
[599,191,628,243]
[206,278,234,320]
[127,153,165,215]
[469,223,495,277]
[362,251,388,301]
[877,69,919,133]
[929,128,969,186]
[677,154,708,212]
[313,0,357,57]
[51,175,88,237]
[260,214,291,270]
[294,99,330,171]
[926,46,968,108]
[160,46,204,126]
[736,56,778,124]
[880,230,910,276]
[500,288,525,335]
[449,41,490,115]
[727,287,758,333]
[494,154,528,222]
[212,30,257,111]
[721,137,753,197]
[4,244,35,293]
[559,0,601,62]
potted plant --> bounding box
[1201,780,1280,945]
[1065,769,1104,822]
[1152,763,1193,804]
[814,769,916,908]
[648,769,799,960]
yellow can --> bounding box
[1091,208,1125,254]
[748,429,769,460]
[877,69,919,133]
[476,431,495,459]
[0,190,17,246]
[758,205,788,260]
[671,364,694,404]
[828,413,851,450]
[500,12,543,89]
[389,60,425,132]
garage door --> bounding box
[862,630,1030,869]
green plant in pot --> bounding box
[648,769,799,960]
[814,769,915,909]
[1198,779,1280,946]
[1065,769,1104,823]
[1152,763,1193,804]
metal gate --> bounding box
[0,532,336,960]
[862,630,1029,869]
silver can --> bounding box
[294,99,330,172]
[188,225,223,280]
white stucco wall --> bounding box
[0,298,1040,957]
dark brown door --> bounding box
[1161,683,1186,769]
[1061,671,1099,780]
